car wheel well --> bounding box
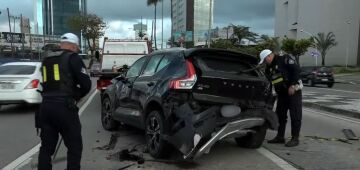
[145,101,163,118]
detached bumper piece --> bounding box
[187,118,265,159]
[164,103,268,160]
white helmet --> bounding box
[259,49,272,64]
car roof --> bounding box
[2,62,42,66]
[152,48,259,64]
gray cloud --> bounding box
[0,0,275,36]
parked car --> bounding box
[0,62,42,110]
[100,48,277,159]
[300,66,335,88]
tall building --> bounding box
[43,0,80,35]
[34,0,43,34]
[275,0,360,66]
[171,0,214,46]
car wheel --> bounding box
[145,110,171,158]
[235,124,267,149]
[327,83,334,88]
[101,97,119,131]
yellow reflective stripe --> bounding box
[42,66,47,82]
[53,64,60,81]
[272,77,284,85]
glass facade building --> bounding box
[171,0,213,46]
[43,0,83,36]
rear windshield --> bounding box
[194,55,259,76]
[0,65,36,75]
[103,43,148,54]
[318,67,332,72]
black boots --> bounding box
[268,136,299,147]
[268,136,286,144]
[285,137,299,147]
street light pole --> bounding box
[300,29,317,66]
[345,20,351,68]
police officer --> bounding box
[259,49,303,147]
[38,33,91,170]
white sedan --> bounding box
[0,62,42,109]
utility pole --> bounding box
[20,14,25,54]
[140,16,143,40]
[161,0,164,49]
[207,0,213,48]
[7,8,14,57]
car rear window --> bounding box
[193,54,258,76]
[318,67,332,72]
[0,65,36,75]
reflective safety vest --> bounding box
[268,66,288,95]
[41,51,76,97]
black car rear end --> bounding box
[162,49,277,159]
[301,66,335,87]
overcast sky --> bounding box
[0,0,274,44]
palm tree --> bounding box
[231,24,258,45]
[147,0,162,50]
[259,35,281,54]
[313,32,338,66]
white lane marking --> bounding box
[257,147,298,170]
[304,108,360,125]
[306,87,360,95]
[2,90,99,170]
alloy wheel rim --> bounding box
[147,116,161,152]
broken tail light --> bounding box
[169,60,197,90]
[25,79,40,89]
[97,79,112,90]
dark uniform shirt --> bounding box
[68,52,92,99]
[265,54,301,95]
[41,49,91,100]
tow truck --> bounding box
[94,38,151,93]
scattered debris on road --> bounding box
[94,133,119,150]
[305,136,352,144]
[342,129,359,140]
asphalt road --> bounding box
[0,90,357,170]
[303,82,360,98]
[0,104,40,168]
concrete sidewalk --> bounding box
[303,91,360,119]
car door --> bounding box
[130,54,165,114]
[113,56,148,126]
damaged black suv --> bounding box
[101,48,277,159]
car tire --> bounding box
[235,124,267,149]
[101,97,119,131]
[145,110,171,158]
[327,83,334,88]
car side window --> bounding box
[142,54,164,76]
[126,57,147,78]
[155,55,174,73]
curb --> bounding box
[303,102,360,119]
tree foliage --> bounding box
[231,25,258,45]
[312,32,337,66]
[67,13,107,68]
[258,35,281,54]
[281,37,313,63]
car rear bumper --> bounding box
[188,118,265,159]
[0,89,42,104]
[313,77,335,84]
[164,102,277,160]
